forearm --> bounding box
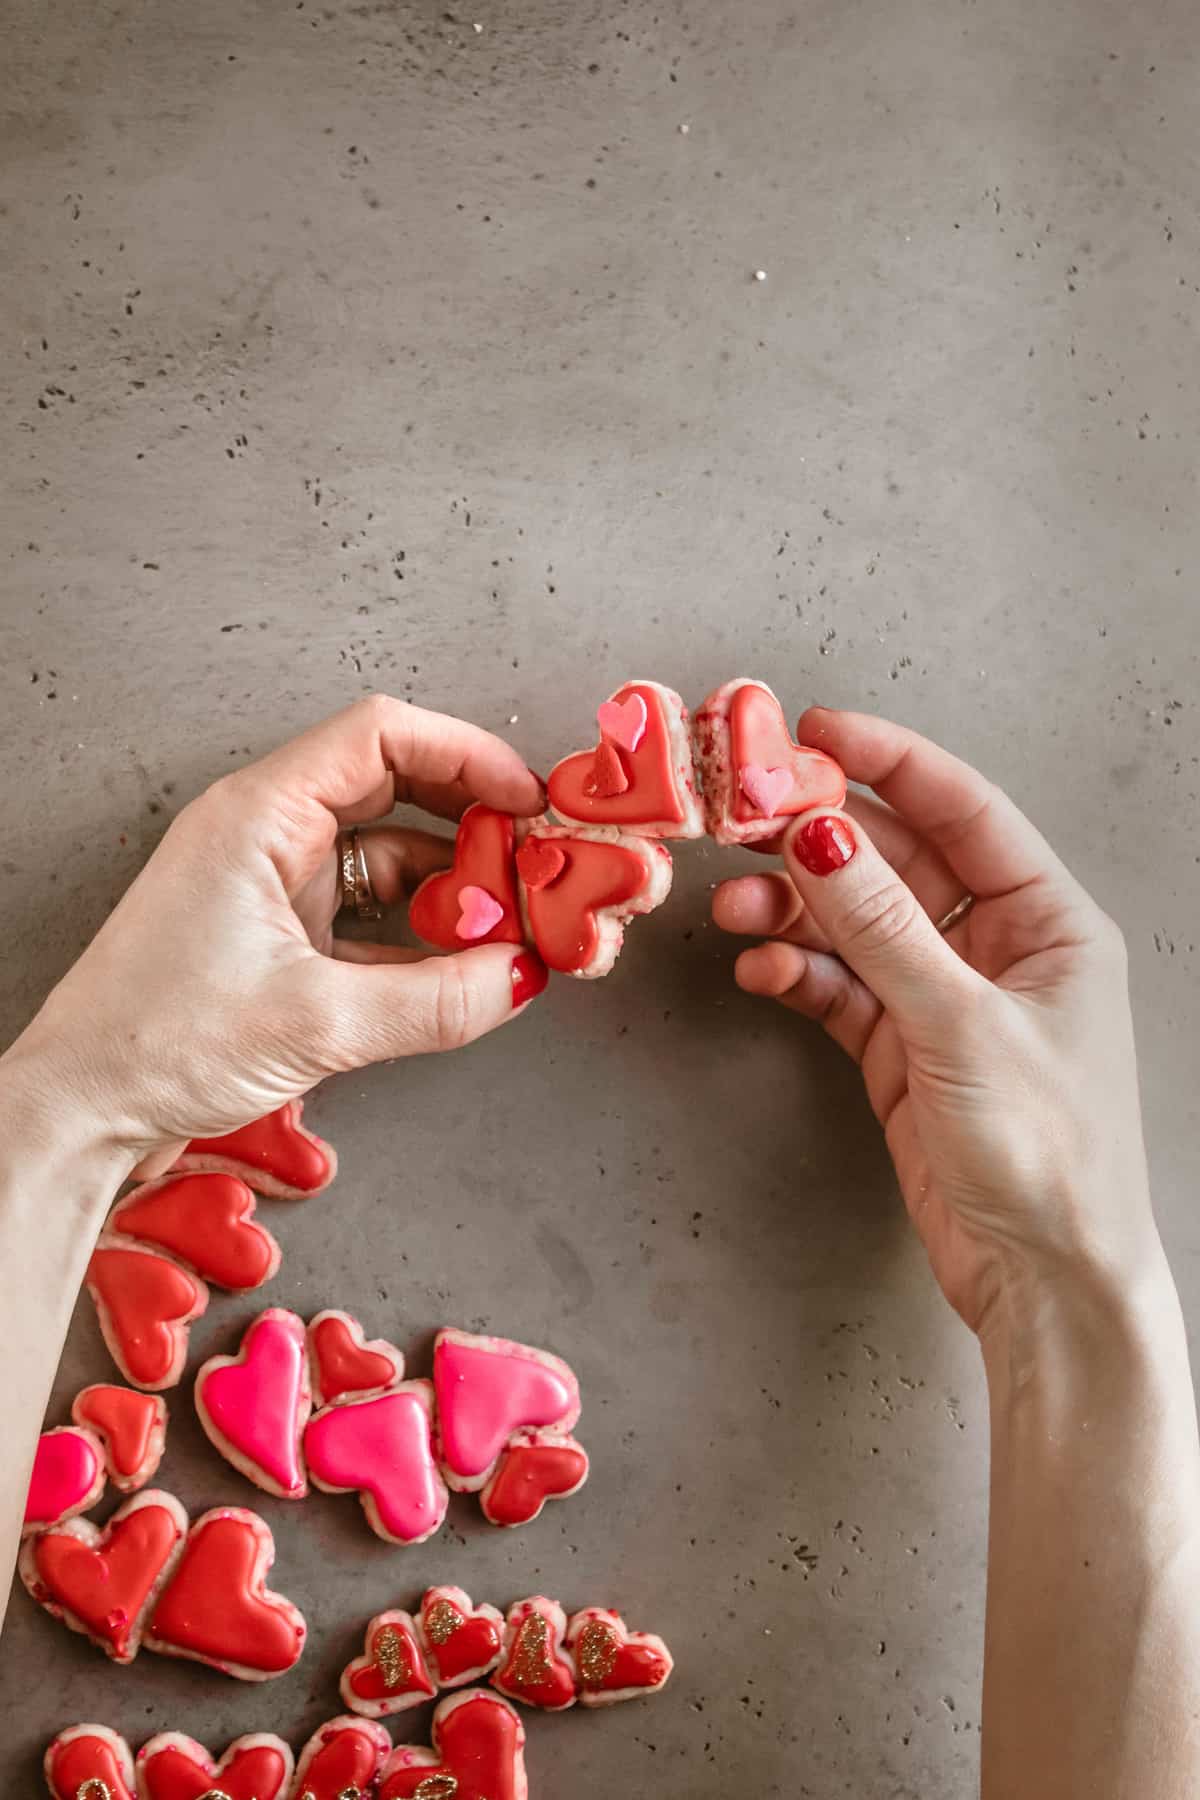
[980,1246,1200,1800]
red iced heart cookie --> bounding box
[548,680,704,837]
[174,1098,336,1198]
[304,1381,448,1544]
[291,1716,391,1800]
[514,837,566,890]
[136,1730,294,1800]
[108,1172,280,1291]
[195,1308,310,1499]
[480,1428,589,1528]
[45,1725,135,1800]
[379,1690,527,1800]
[419,1585,505,1688]
[23,1425,105,1536]
[86,1243,209,1391]
[19,1489,187,1663]
[517,830,672,978]
[308,1308,405,1405]
[433,1328,581,1492]
[71,1384,168,1492]
[146,1506,307,1680]
[566,1607,675,1706]
[695,677,847,844]
[340,1609,438,1717]
[492,1596,577,1711]
[410,803,524,951]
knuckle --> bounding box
[839,882,922,958]
[432,961,481,1052]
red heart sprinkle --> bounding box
[516,839,567,891]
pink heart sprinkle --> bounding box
[456,885,505,941]
[739,763,793,818]
[597,692,648,754]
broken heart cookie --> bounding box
[135,1729,294,1800]
[173,1099,336,1198]
[340,1608,438,1717]
[86,1243,208,1391]
[516,825,673,977]
[108,1172,281,1291]
[195,1308,310,1500]
[307,1308,405,1406]
[409,803,525,950]
[304,1381,448,1545]
[418,1585,505,1688]
[548,680,704,838]
[379,1689,527,1800]
[72,1385,168,1493]
[492,1596,577,1711]
[480,1428,589,1528]
[433,1328,581,1493]
[145,1505,306,1680]
[291,1716,391,1800]
[23,1425,106,1537]
[45,1724,135,1800]
[565,1607,674,1705]
[695,677,847,844]
[20,1488,187,1663]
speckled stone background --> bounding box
[2,0,1198,1793]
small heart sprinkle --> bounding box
[738,763,793,818]
[454,885,505,941]
[582,743,629,798]
[515,840,567,891]
[596,692,647,753]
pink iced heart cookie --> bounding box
[45,1724,136,1800]
[433,1328,581,1492]
[23,1426,106,1537]
[195,1309,310,1500]
[738,762,794,819]
[695,676,847,845]
[304,1382,448,1545]
[596,691,648,752]
[492,1595,577,1712]
[136,1729,294,1800]
[456,883,506,941]
[291,1716,391,1800]
[548,680,704,838]
[480,1428,589,1528]
[340,1608,437,1717]
[565,1607,675,1706]
[174,1098,336,1198]
[307,1308,405,1406]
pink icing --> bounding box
[304,1390,444,1541]
[435,1339,575,1480]
[24,1428,100,1527]
[597,693,647,753]
[456,885,505,942]
[739,763,793,819]
[201,1313,306,1494]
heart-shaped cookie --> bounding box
[492,1596,577,1711]
[433,1329,581,1492]
[516,829,673,978]
[195,1309,310,1499]
[86,1244,208,1391]
[304,1382,448,1544]
[145,1506,307,1680]
[71,1385,168,1493]
[108,1172,280,1291]
[20,1488,188,1662]
[45,1724,135,1800]
[23,1425,106,1536]
[695,677,847,844]
[566,1607,675,1705]
[480,1428,589,1528]
[379,1690,527,1800]
[418,1585,506,1688]
[340,1608,438,1717]
[174,1099,336,1198]
[291,1716,391,1800]
[409,804,525,952]
[548,680,704,837]
[307,1308,405,1406]
[136,1730,294,1800]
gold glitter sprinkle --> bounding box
[424,1598,463,1647]
[375,1622,411,1690]
[414,1778,459,1800]
[76,1784,113,1800]
[196,1791,235,1800]
[577,1618,619,1687]
[510,1610,553,1687]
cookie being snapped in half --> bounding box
[548,680,705,838]
[44,1724,136,1800]
[516,824,673,979]
[173,1098,336,1198]
[408,803,525,951]
[695,677,847,845]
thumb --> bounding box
[308,943,548,1065]
[782,811,982,1045]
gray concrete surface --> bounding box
[2,0,1198,1792]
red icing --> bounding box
[729,683,846,822]
[139,1742,290,1800]
[409,804,524,950]
[31,1499,184,1660]
[149,1513,304,1674]
[420,1593,504,1685]
[48,1735,134,1800]
[179,1101,333,1194]
[520,835,649,973]
[348,1616,436,1703]
[583,741,629,798]
[548,682,686,826]
[310,1313,401,1403]
[380,1695,526,1800]
[111,1172,277,1290]
[483,1435,588,1526]
[298,1723,386,1798]
[72,1385,164,1487]
[574,1617,672,1695]
[87,1246,206,1388]
[496,1604,576,1709]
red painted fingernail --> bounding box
[511,951,549,1008]
[792,815,856,876]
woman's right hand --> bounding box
[712,708,1165,1344]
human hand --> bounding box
[713,708,1162,1339]
[5,696,547,1167]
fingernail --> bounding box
[511,950,549,1008]
[791,815,856,877]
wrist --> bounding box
[0,1026,140,1197]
